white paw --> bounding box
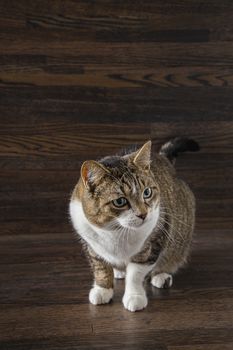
[123,293,148,312]
[89,285,113,305]
[114,268,125,279]
[151,273,173,289]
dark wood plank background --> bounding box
[0,1,233,349]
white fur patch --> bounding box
[123,294,148,312]
[89,285,113,305]
[117,208,145,228]
[113,268,125,279]
[151,273,173,288]
[69,200,160,267]
[123,263,154,312]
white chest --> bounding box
[69,200,158,267]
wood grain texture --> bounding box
[0,0,233,349]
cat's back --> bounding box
[151,154,195,215]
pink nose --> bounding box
[137,213,147,221]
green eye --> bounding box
[112,197,128,208]
[143,187,152,199]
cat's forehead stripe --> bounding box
[121,172,141,196]
[100,154,149,196]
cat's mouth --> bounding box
[119,217,148,229]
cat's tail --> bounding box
[159,137,200,163]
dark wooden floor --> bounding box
[1,1,233,349]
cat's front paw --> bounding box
[122,293,148,312]
[89,285,113,305]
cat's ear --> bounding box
[81,160,110,189]
[132,140,152,171]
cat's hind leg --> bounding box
[151,273,173,289]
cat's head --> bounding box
[80,141,160,229]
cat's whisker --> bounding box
[158,223,184,246]
[160,210,191,228]
[159,211,190,227]
[157,222,178,245]
[160,217,192,242]
[159,207,192,228]
[160,204,192,221]
[158,217,187,244]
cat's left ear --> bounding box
[132,140,152,171]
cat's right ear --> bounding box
[81,160,110,189]
[132,140,152,171]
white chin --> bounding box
[120,221,143,229]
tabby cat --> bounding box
[69,138,199,312]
